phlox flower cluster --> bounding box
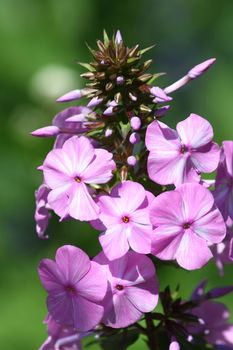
[32,31,233,350]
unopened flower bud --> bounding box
[116,76,125,85]
[188,58,216,79]
[115,30,123,44]
[103,105,116,116]
[150,86,173,103]
[130,116,141,130]
[127,156,137,166]
[31,125,60,137]
[56,88,97,102]
[169,339,180,350]
[155,105,170,117]
[87,97,103,108]
[129,132,140,144]
[105,128,113,137]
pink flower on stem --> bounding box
[188,301,233,348]
[94,251,159,328]
[35,184,51,239]
[150,183,226,270]
[31,106,93,149]
[212,229,233,275]
[93,180,155,260]
[214,141,233,223]
[41,135,115,221]
[146,113,220,186]
[39,314,85,350]
[38,245,107,331]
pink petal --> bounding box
[62,136,95,175]
[175,229,213,270]
[47,184,72,219]
[223,141,233,177]
[148,152,189,186]
[68,183,100,221]
[128,225,153,254]
[191,142,220,172]
[43,149,74,188]
[47,293,74,326]
[125,278,158,312]
[55,246,91,285]
[151,227,183,260]
[193,208,226,244]
[83,149,115,184]
[145,120,179,152]
[38,259,65,292]
[150,190,183,226]
[104,293,142,328]
[177,183,215,221]
[111,181,146,213]
[120,251,156,283]
[76,261,107,302]
[99,226,129,260]
[97,195,123,224]
[176,114,214,148]
[72,296,104,331]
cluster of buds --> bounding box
[32,31,233,350]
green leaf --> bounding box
[103,30,109,46]
[147,72,166,85]
[78,62,95,72]
[139,44,156,55]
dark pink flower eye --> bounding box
[122,216,130,223]
[116,284,124,291]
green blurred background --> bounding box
[0,0,232,349]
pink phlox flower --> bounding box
[212,228,233,275]
[35,184,51,239]
[38,245,107,331]
[32,107,93,149]
[92,180,155,260]
[150,183,226,270]
[214,141,233,223]
[188,301,233,348]
[146,113,220,186]
[93,251,159,328]
[39,314,85,350]
[41,135,115,221]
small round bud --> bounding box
[129,132,140,144]
[105,128,113,137]
[116,76,125,85]
[130,116,141,130]
[127,156,137,166]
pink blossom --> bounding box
[189,301,233,348]
[214,141,233,222]
[212,229,233,275]
[93,181,155,260]
[94,251,159,328]
[38,245,107,331]
[32,107,93,149]
[150,183,226,270]
[146,114,220,186]
[39,314,84,350]
[35,184,51,239]
[41,136,115,221]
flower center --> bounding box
[116,284,124,291]
[183,222,191,229]
[122,216,130,223]
[65,285,76,295]
[180,144,188,154]
[74,176,82,183]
